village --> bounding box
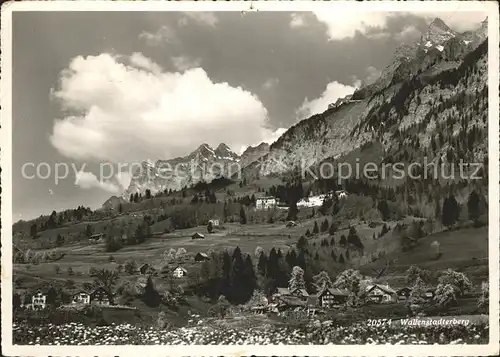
[13,184,486,323]
[18,269,436,314]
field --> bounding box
[14,218,488,292]
[360,226,488,286]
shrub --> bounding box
[124,259,138,275]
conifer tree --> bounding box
[288,266,306,291]
[313,221,319,235]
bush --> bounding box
[124,259,138,275]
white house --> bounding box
[256,197,277,210]
[72,291,91,305]
[173,266,188,278]
[335,190,348,199]
[31,291,47,310]
[208,219,220,227]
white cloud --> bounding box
[422,12,487,32]
[262,127,287,144]
[51,53,278,164]
[263,78,279,90]
[298,11,487,41]
[290,13,306,28]
[139,25,176,46]
[296,81,357,119]
[238,127,287,154]
[129,52,162,74]
[171,56,202,71]
[74,171,121,193]
[308,12,393,40]
[179,12,218,27]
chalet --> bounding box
[192,232,205,240]
[31,290,47,310]
[194,252,210,262]
[139,263,151,275]
[396,287,412,301]
[317,287,350,308]
[72,291,91,305]
[256,197,277,210]
[272,287,309,301]
[335,190,348,199]
[291,288,309,299]
[90,287,112,305]
[208,219,220,227]
[276,295,306,311]
[172,266,188,278]
[364,284,397,304]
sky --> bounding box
[11,10,487,220]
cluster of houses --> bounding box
[250,283,436,314]
[18,254,220,311]
[20,286,112,310]
[255,190,348,212]
[256,197,278,210]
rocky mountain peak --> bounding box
[214,143,239,160]
[239,142,270,168]
[429,17,452,32]
[420,18,456,51]
[189,143,215,160]
[216,143,230,151]
[475,17,488,41]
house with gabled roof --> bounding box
[139,263,151,275]
[364,284,397,303]
[272,287,309,302]
[192,232,205,240]
[290,288,309,299]
[30,290,47,310]
[72,290,91,305]
[317,287,350,308]
[194,252,210,262]
[90,287,112,305]
[173,266,188,278]
[396,287,412,301]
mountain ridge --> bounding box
[105,17,488,208]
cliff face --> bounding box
[239,18,488,182]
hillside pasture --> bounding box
[359,226,488,286]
